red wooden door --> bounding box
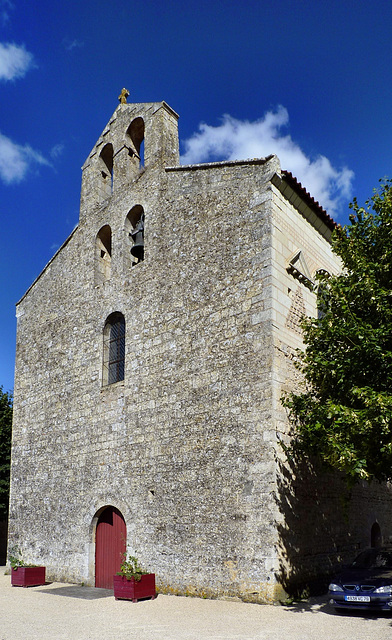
[95,506,126,589]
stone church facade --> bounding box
[8,96,392,602]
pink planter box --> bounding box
[113,573,156,602]
[11,566,46,587]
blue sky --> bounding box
[1,0,392,393]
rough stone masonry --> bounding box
[8,96,392,602]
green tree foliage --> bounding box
[0,387,12,519]
[283,180,392,484]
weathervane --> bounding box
[118,88,130,104]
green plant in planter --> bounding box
[8,546,46,587]
[117,554,148,581]
[8,547,31,569]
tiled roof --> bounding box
[281,170,337,231]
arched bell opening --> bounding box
[125,205,145,266]
[126,117,144,168]
[95,225,112,284]
[99,143,114,197]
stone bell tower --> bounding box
[79,90,179,221]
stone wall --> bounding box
[9,99,392,602]
[270,183,392,592]
[9,100,286,601]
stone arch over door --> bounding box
[94,505,126,589]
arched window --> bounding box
[95,225,112,284]
[125,205,145,266]
[126,118,144,168]
[99,143,114,196]
[103,312,125,386]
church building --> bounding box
[8,93,392,602]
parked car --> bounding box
[328,547,392,613]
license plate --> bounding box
[345,595,370,602]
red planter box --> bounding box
[113,573,156,602]
[11,566,46,587]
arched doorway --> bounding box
[371,521,382,548]
[95,506,126,589]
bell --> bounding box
[130,229,144,261]
[130,215,144,262]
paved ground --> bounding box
[1,568,392,640]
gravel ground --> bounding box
[1,568,392,640]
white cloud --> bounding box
[0,132,50,184]
[0,42,35,81]
[63,37,84,51]
[50,143,65,159]
[0,0,14,26]
[181,106,354,217]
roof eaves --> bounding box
[280,170,336,232]
[166,154,275,172]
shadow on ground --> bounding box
[39,585,113,600]
[282,596,392,624]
